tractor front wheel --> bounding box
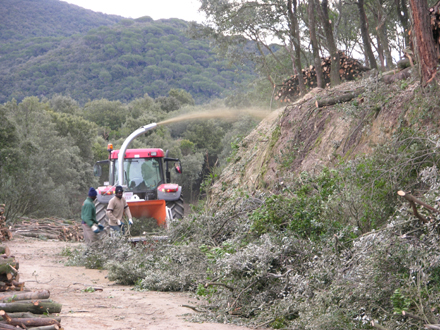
[166,197,184,219]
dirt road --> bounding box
[7,237,253,330]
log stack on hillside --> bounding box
[12,217,83,242]
[0,244,63,329]
[275,52,370,103]
[0,206,12,242]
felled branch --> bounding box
[181,304,202,312]
[0,300,62,314]
[0,310,61,327]
[229,280,258,311]
[397,190,440,224]
[204,282,235,291]
[371,320,390,330]
[315,89,364,108]
[402,310,427,322]
[383,67,412,84]
[0,290,50,303]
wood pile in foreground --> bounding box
[0,206,12,242]
[275,52,370,103]
[0,244,63,329]
[12,218,83,242]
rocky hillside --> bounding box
[212,68,434,196]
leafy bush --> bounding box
[250,168,345,240]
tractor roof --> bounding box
[110,148,165,159]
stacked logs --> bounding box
[0,244,63,330]
[275,52,370,103]
[12,218,83,242]
[0,246,22,293]
[0,206,11,242]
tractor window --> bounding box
[95,162,109,186]
[141,159,161,189]
[115,158,162,191]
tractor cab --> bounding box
[94,148,182,204]
[112,148,166,201]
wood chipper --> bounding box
[93,123,184,230]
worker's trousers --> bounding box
[82,223,99,245]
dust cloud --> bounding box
[157,108,270,126]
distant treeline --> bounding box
[0,0,256,105]
[0,91,260,220]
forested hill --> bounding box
[0,0,122,42]
[0,0,255,105]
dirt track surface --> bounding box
[8,237,253,330]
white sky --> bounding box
[61,0,206,23]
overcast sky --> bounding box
[61,0,206,22]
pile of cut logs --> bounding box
[12,218,83,242]
[0,206,12,242]
[275,52,370,103]
[0,244,63,329]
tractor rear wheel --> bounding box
[166,197,184,219]
[94,201,110,234]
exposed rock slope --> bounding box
[212,73,425,197]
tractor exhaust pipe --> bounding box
[117,123,158,186]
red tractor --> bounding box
[93,123,184,229]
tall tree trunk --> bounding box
[382,25,394,69]
[361,44,371,67]
[287,0,305,95]
[377,35,385,69]
[374,0,394,69]
[396,0,410,49]
[316,0,341,86]
[308,0,324,88]
[357,0,377,69]
[409,0,438,85]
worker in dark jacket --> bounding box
[81,187,103,245]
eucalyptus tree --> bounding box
[365,0,395,69]
[287,0,306,95]
[357,0,378,69]
[409,0,438,85]
[315,0,341,86]
[396,0,410,49]
[195,0,305,91]
[307,0,324,88]
[331,2,362,57]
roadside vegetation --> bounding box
[62,79,440,329]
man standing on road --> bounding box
[106,185,133,234]
[81,187,103,245]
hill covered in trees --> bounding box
[0,0,256,105]
[0,0,123,43]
